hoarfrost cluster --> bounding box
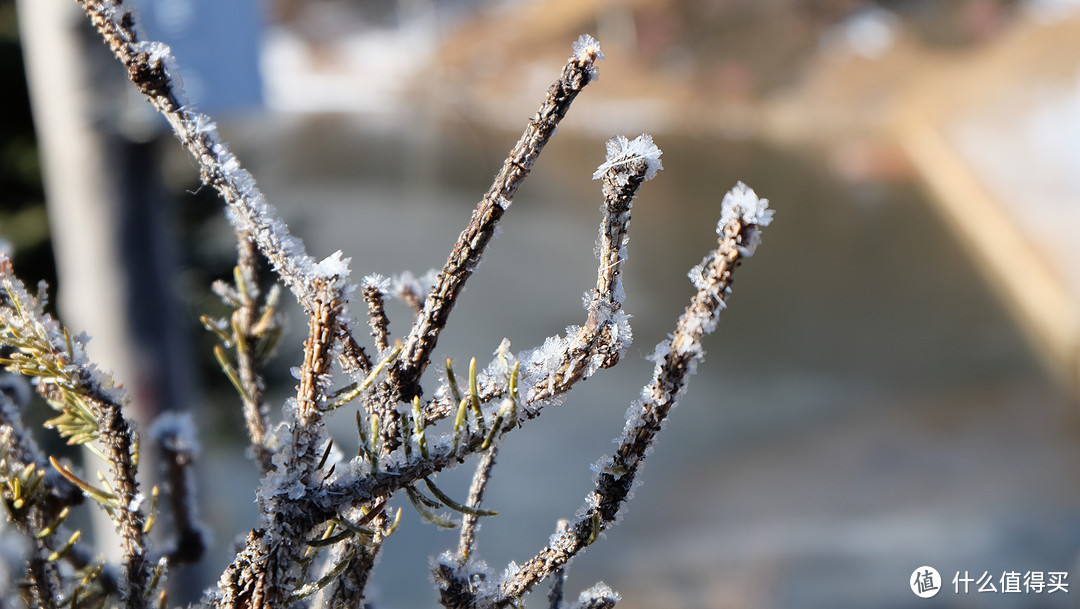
[572,34,605,83]
[591,134,664,182]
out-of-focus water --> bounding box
[187,114,1079,609]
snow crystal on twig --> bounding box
[573,34,604,63]
[592,134,663,181]
[362,274,391,293]
[313,250,351,281]
[573,582,621,609]
[391,269,439,299]
[572,34,604,82]
[720,181,773,227]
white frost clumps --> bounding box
[516,335,572,397]
[687,255,715,292]
[313,250,351,281]
[572,34,605,82]
[719,182,773,257]
[720,181,774,227]
[432,552,499,606]
[133,40,186,92]
[592,134,664,182]
[573,582,621,609]
[362,274,391,293]
[606,308,633,355]
[391,269,439,299]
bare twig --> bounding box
[232,237,274,472]
[150,412,207,565]
[548,567,566,609]
[458,446,499,561]
[362,276,392,354]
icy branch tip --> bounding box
[313,250,351,281]
[573,34,604,64]
[362,274,391,293]
[573,34,604,82]
[720,182,773,228]
[592,134,663,181]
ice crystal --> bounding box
[574,582,621,609]
[720,181,773,227]
[572,34,604,82]
[392,269,439,299]
[313,250,351,280]
[517,335,571,394]
[592,134,663,181]
[687,254,714,291]
[363,273,391,293]
[502,560,520,580]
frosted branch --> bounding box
[388,36,605,401]
[515,134,656,406]
[497,183,772,604]
[31,3,783,604]
[570,583,620,609]
[213,280,345,608]
[591,134,662,182]
[390,269,438,315]
[314,507,391,609]
[0,391,75,606]
[423,135,657,424]
[0,254,150,608]
[572,34,604,83]
[75,0,371,377]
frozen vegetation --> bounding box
[0,4,773,609]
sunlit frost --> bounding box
[720,181,773,227]
[592,134,663,181]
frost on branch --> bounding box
[572,34,604,83]
[720,181,774,257]
[19,6,780,608]
[498,181,773,603]
[572,582,621,609]
[592,134,663,182]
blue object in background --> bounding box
[138,0,263,114]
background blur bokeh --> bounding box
[4,1,1080,607]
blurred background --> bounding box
[3,0,1080,607]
